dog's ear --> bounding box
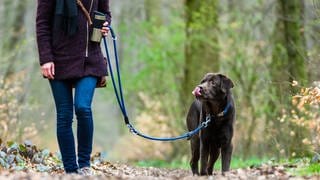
[217,74,234,92]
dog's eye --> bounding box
[201,79,208,84]
[210,81,217,86]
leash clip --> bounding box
[202,115,211,128]
[127,124,137,135]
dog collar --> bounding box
[216,102,231,117]
[202,102,231,128]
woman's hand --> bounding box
[97,76,107,87]
[41,62,55,79]
[101,21,109,36]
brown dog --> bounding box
[186,73,235,175]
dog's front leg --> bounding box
[207,146,220,175]
[190,137,200,175]
[199,136,210,175]
[221,143,233,172]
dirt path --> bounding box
[0,162,318,180]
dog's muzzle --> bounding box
[192,86,202,97]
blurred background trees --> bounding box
[0,0,319,163]
[182,0,219,109]
[270,0,307,111]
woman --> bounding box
[36,0,111,175]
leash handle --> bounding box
[107,25,116,40]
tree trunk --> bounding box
[271,0,306,99]
[267,0,307,157]
[2,0,28,84]
[269,0,307,116]
[181,0,219,111]
[144,0,162,25]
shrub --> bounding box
[273,81,320,158]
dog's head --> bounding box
[192,73,234,101]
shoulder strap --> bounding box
[76,0,93,25]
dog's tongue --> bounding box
[192,87,201,97]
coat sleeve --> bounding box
[98,0,112,24]
[36,0,55,65]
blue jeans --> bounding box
[49,76,98,173]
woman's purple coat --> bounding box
[36,0,111,80]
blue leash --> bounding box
[102,26,231,141]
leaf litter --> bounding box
[0,139,319,179]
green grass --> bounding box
[302,164,320,175]
[135,157,320,177]
[230,157,266,169]
[266,158,320,177]
[287,159,320,177]
[135,159,189,169]
[134,156,268,170]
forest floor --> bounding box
[1,141,320,179]
[1,161,319,180]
